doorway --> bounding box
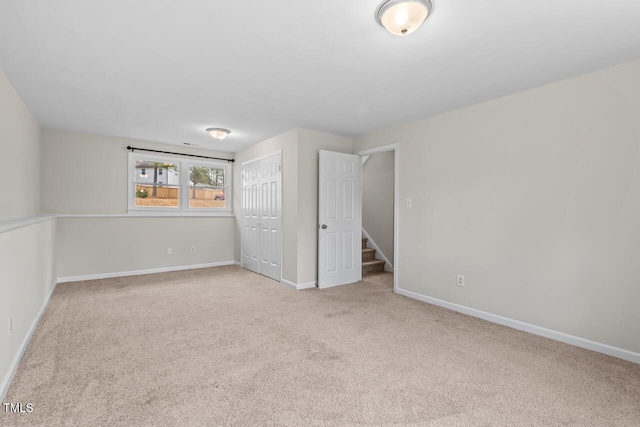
[241,151,282,282]
[356,144,399,291]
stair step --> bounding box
[362,248,376,262]
[361,237,368,250]
[362,259,385,275]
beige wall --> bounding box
[0,68,40,219]
[0,69,56,398]
[42,129,237,279]
[41,129,233,214]
[297,128,353,284]
[0,220,56,397]
[233,129,299,283]
[354,60,640,354]
[362,151,394,265]
[56,217,234,278]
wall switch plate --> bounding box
[167,248,172,255]
[191,247,196,254]
[457,274,465,287]
[406,198,413,208]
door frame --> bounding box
[354,144,400,293]
[240,150,283,282]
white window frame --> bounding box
[128,152,232,215]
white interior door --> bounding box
[318,150,362,289]
[241,153,282,282]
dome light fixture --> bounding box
[206,128,231,140]
[375,0,433,36]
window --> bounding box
[133,160,180,208]
[128,152,231,214]
[189,165,227,209]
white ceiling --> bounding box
[1,1,639,153]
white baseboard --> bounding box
[396,287,640,365]
[362,228,393,272]
[296,281,317,290]
[281,279,317,290]
[56,261,237,283]
[281,279,297,290]
[1,281,58,401]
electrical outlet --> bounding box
[190,246,196,254]
[457,274,465,287]
[167,248,172,255]
[8,316,12,335]
[406,198,413,208]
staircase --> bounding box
[362,237,385,275]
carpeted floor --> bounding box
[2,266,639,426]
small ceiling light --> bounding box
[207,128,231,140]
[375,0,433,36]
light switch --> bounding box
[406,198,412,208]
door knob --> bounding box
[321,224,327,229]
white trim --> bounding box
[281,279,298,290]
[393,145,399,293]
[355,143,400,293]
[1,280,58,401]
[56,261,236,283]
[396,287,640,365]
[296,281,317,290]
[361,227,393,272]
[281,279,318,290]
[0,215,56,234]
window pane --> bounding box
[135,185,180,207]
[189,187,226,209]
[189,166,226,209]
[134,160,180,208]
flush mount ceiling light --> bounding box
[375,0,433,36]
[206,128,231,140]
